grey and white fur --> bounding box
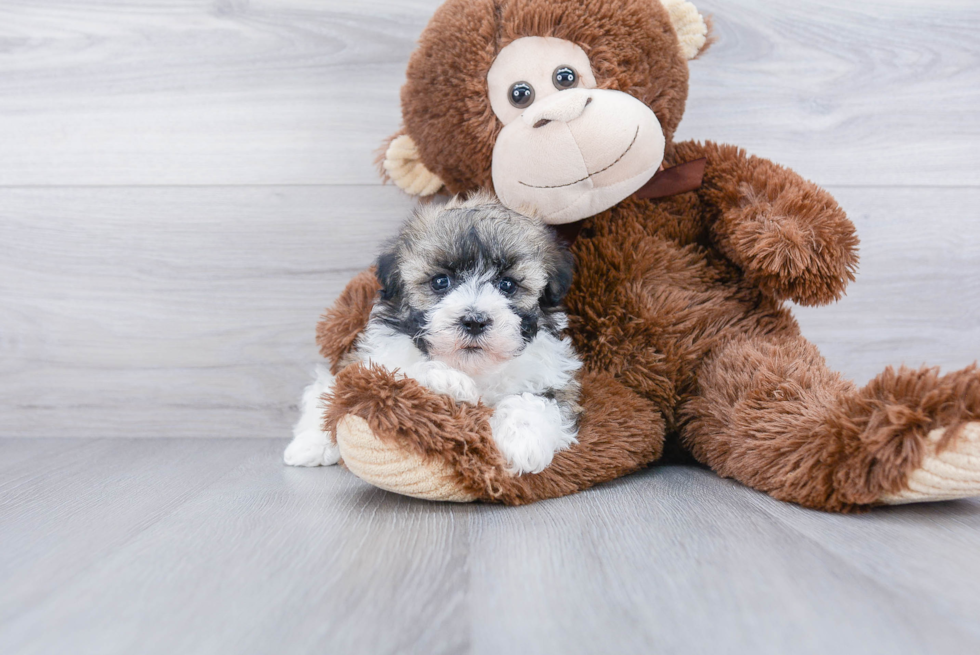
[284,192,583,475]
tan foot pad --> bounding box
[335,414,478,502]
[881,422,980,504]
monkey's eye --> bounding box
[430,274,452,293]
[553,66,577,89]
[497,277,518,295]
[508,82,535,108]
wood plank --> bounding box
[747,486,980,644]
[0,0,436,187]
[2,441,979,654]
[683,0,980,187]
[0,438,260,625]
[0,438,91,475]
[0,439,471,655]
[0,0,977,186]
[0,185,415,438]
[796,186,980,385]
[468,467,980,654]
[1,185,978,438]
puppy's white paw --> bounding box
[284,428,340,467]
[489,393,578,475]
[284,366,340,467]
[404,360,481,404]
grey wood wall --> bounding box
[1,0,978,439]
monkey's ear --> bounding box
[661,0,711,60]
[375,249,403,302]
[380,134,445,197]
[541,249,575,308]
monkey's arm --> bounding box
[316,268,379,374]
[671,140,859,307]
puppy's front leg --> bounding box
[490,393,578,475]
[284,366,341,467]
[403,361,480,405]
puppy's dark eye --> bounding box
[497,277,518,295]
[553,66,577,89]
[430,274,452,293]
[508,82,535,108]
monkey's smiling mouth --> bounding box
[517,126,640,190]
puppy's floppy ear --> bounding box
[541,248,575,308]
[375,248,402,302]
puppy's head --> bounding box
[375,192,574,375]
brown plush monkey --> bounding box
[314,0,980,511]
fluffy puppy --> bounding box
[285,193,582,475]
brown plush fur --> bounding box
[324,364,664,504]
[685,339,980,511]
[316,268,380,375]
[317,0,980,510]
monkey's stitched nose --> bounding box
[460,313,492,336]
[522,89,592,127]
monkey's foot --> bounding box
[335,415,477,502]
[880,422,980,504]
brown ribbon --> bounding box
[552,157,707,246]
[635,157,707,200]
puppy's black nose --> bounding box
[461,313,492,336]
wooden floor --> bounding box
[2,438,980,655]
[2,1,980,653]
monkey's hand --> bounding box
[315,268,380,372]
[672,140,860,307]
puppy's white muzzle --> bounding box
[424,278,524,375]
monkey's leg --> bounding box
[326,366,666,504]
[683,334,980,511]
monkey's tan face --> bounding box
[487,37,667,225]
